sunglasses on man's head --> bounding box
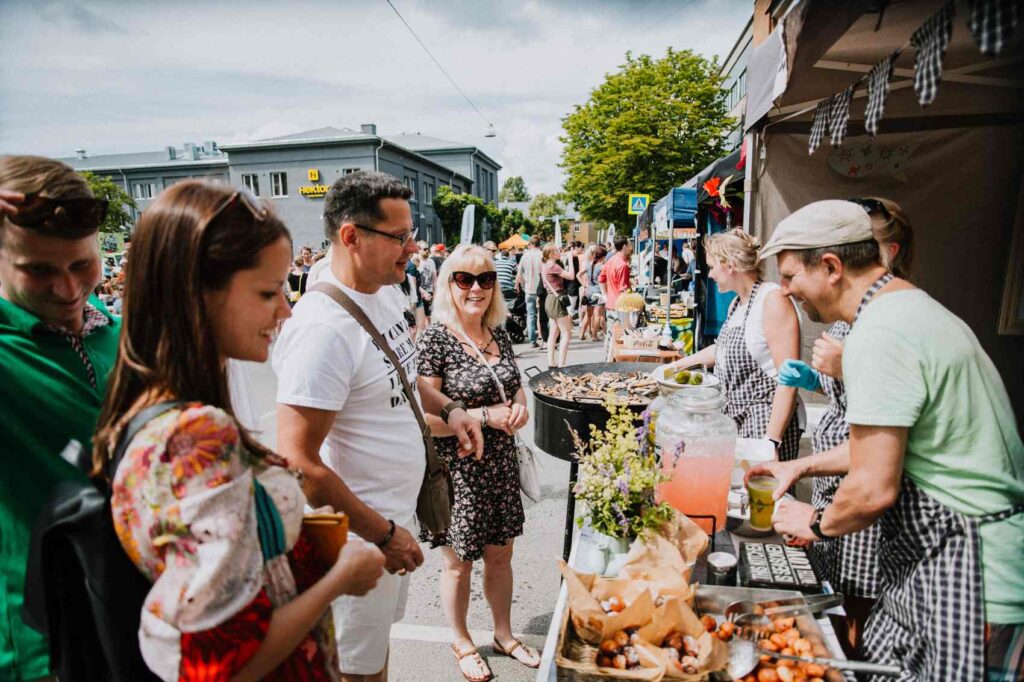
[450,271,497,290]
[8,192,109,233]
[848,197,891,221]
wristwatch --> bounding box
[809,507,832,540]
[375,519,396,548]
[440,400,466,424]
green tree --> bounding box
[560,48,732,225]
[527,192,566,240]
[434,185,538,245]
[498,175,531,202]
[81,171,137,237]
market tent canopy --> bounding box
[686,145,747,204]
[638,187,697,235]
[745,0,1024,133]
[498,233,529,249]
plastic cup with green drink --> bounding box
[746,475,779,531]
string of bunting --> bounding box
[807,0,1019,155]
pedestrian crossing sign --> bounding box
[627,193,650,215]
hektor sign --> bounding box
[299,184,330,198]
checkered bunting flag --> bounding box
[865,50,901,136]
[808,98,831,155]
[911,1,956,106]
[968,0,1021,56]
[828,86,855,146]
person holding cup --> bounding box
[757,199,1023,681]
[746,197,914,656]
[93,181,386,680]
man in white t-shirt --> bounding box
[273,171,483,681]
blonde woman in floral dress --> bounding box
[93,182,385,681]
[416,245,538,682]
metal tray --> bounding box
[695,585,845,682]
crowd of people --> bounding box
[0,153,1020,682]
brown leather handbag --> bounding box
[308,282,452,535]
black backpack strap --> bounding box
[108,401,186,480]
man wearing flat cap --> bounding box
[760,199,1023,681]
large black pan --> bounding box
[526,361,661,460]
[526,362,661,412]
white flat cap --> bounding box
[759,200,873,261]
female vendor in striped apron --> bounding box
[749,198,915,656]
[764,199,1024,682]
[670,228,804,460]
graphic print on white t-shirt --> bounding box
[376,313,418,409]
[273,269,426,522]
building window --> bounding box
[270,172,288,197]
[242,174,260,195]
[403,175,416,200]
[343,168,360,175]
[423,179,435,204]
[132,182,157,200]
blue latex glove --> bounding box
[778,359,821,391]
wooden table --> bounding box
[610,322,682,364]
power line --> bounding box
[383,0,499,137]
[641,0,700,35]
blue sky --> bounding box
[0,0,749,194]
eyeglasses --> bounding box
[450,271,497,290]
[354,223,419,245]
[848,197,891,221]
[8,192,109,232]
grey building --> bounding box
[63,124,501,248]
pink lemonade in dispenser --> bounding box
[657,439,735,534]
[653,388,737,535]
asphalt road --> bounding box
[245,335,608,682]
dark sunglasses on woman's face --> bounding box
[8,192,109,232]
[451,271,497,290]
[848,197,891,220]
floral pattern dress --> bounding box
[416,323,526,561]
[111,403,337,682]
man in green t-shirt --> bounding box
[0,156,120,681]
[760,199,1023,681]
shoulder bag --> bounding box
[450,324,543,502]
[309,282,451,535]
[541,264,572,312]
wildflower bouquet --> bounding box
[571,401,674,540]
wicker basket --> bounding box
[554,605,665,682]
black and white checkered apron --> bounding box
[863,478,1024,681]
[714,281,802,461]
[847,273,1024,680]
[809,322,884,598]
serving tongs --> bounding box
[723,592,844,627]
[725,627,903,678]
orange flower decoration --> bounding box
[703,177,721,198]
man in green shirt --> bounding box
[762,199,1023,681]
[0,156,120,681]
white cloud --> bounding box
[0,0,750,195]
